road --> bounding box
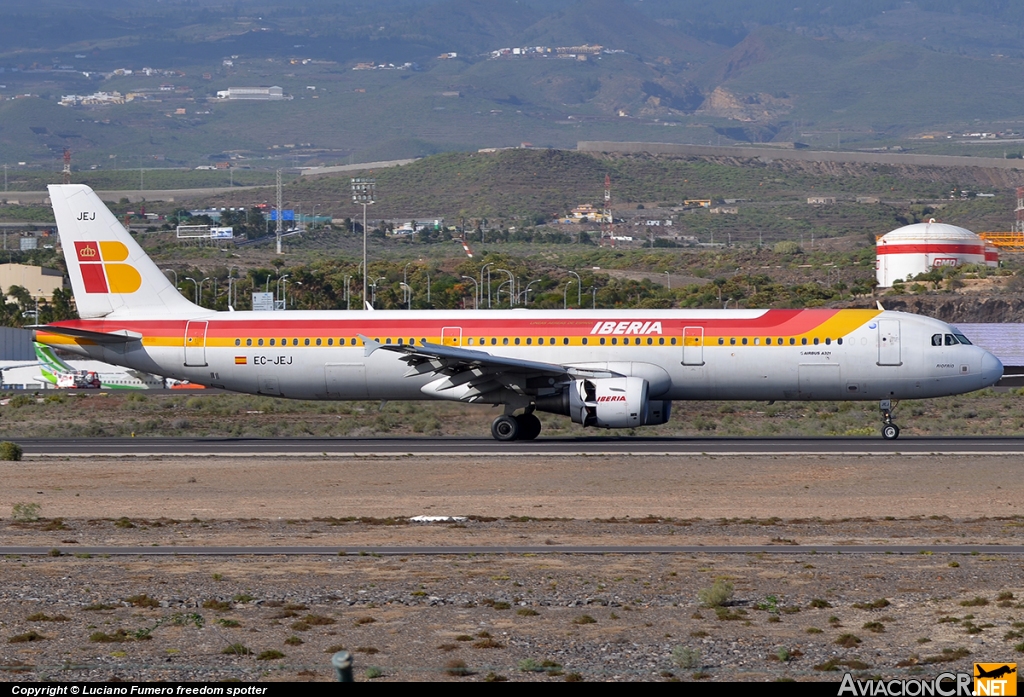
[16,435,1024,457]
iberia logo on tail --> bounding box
[74,241,142,294]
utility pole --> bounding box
[275,169,283,255]
[351,177,376,309]
[62,149,71,185]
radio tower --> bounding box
[602,173,612,245]
[62,148,71,185]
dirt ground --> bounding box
[1,454,1023,682]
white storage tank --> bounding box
[876,220,996,287]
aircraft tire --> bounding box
[881,424,900,440]
[516,413,542,440]
[491,415,520,441]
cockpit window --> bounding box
[954,333,972,345]
[932,334,942,346]
[945,334,957,346]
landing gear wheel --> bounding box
[881,423,900,440]
[515,413,542,440]
[491,414,520,442]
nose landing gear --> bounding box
[880,399,900,440]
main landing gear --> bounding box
[880,399,900,440]
[491,410,542,441]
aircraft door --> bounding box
[441,326,462,347]
[682,326,705,366]
[877,319,902,366]
[184,321,208,367]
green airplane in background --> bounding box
[34,342,165,390]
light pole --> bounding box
[184,277,199,305]
[352,177,375,309]
[568,271,582,307]
[371,276,386,308]
[162,268,177,288]
[495,268,515,307]
[276,274,290,310]
[400,282,412,309]
[665,271,671,290]
[480,262,494,309]
[522,279,540,306]
[460,276,479,309]
[403,262,416,309]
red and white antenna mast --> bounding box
[62,148,71,185]
[1015,186,1024,234]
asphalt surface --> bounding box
[15,436,1024,457]
[2,545,1023,556]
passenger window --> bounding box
[328,338,334,346]
[270,339,276,346]
[305,338,311,346]
[551,338,556,345]
[467,338,474,345]
[945,334,957,346]
[670,338,676,345]
[742,338,748,345]
[515,338,521,345]
[813,338,819,345]
[292,338,299,346]
[234,339,240,346]
[754,338,760,345]
[718,338,724,345]
[246,338,252,346]
[789,338,795,345]
[932,334,943,346]
[825,338,831,345]
[526,338,532,345]
[582,338,588,345]
[258,338,264,346]
[503,338,509,345]
[765,338,771,345]
[316,338,323,346]
[801,338,807,345]
[837,338,843,345]
[778,337,783,345]
[563,338,569,345]
[730,338,736,345]
[647,337,653,345]
[611,338,617,345]
[659,338,665,345]
[600,338,606,345]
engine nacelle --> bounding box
[569,376,649,429]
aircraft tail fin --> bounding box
[34,341,73,373]
[47,184,201,319]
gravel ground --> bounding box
[1,454,1023,682]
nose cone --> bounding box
[982,351,1003,387]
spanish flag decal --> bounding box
[235,356,247,365]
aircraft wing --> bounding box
[360,335,619,401]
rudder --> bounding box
[48,184,200,318]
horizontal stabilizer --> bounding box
[32,325,142,344]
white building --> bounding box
[216,86,285,100]
[876,221,998,287]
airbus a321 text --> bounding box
[34,185,1003,441]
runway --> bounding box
[2,544,1023,556]
[15,435,1024,457]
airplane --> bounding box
[33,184,1003,441]
[33,341,165,390]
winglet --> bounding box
[359,334,380,357]
[364,301,374,311]
[876,301,885,311]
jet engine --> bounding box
[537,377,662,428]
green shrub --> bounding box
[221,643,251,655]
[0,441,23,461]
[673,646,701,669]
[256,649,284,660]
[698,579,734,608]
[11,502,40,522]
